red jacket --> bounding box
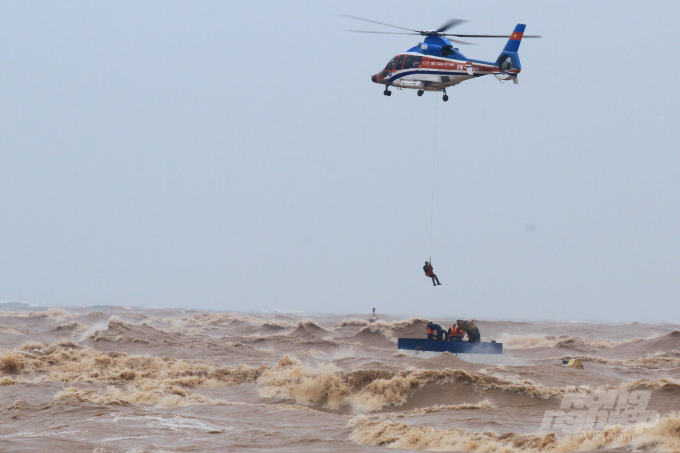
[424,264,434,277]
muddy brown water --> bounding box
[1,306,679,452]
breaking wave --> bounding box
[351,325,398,344]
[261,320,294,330]
[0,376,16,385]
[0,325,22,335]
[185,313,258,326]
[288,320,331,340]
[368,400,495,420]
[0,342,266,407]
[620,377,680,391]
[54,321,87,332]
[0,307,70,319]
[560,351,680,367]
[498,333,618,351]
[348,412,680,452]
[334,318,430,340]
[334,319,373,329]
[256,360,680,413]
[256,359,580,412]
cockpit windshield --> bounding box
[384,57,397,70]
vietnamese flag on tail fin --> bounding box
[503,24,526,53]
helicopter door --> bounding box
[395,55,406,70]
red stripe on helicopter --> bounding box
[510,32,523,40]
[418,58,518,74]
[420,58,495,72]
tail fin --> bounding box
[503,24,526,53]
[495,24,525,75]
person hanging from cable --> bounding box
[423,260,441,286]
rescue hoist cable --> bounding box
[429,95,438,260]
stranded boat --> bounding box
[397,319,503,354]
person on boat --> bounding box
[448,323,465,341]
[423,261,441,286]
[456,320,481,343]
[427,322,446,340]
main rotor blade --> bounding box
[346,30,419,35]
[436,18,467,33]
[340,14,419,33]
[447,38,475,45]
[445,33,542,38]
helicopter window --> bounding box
[412,56,422,68]
[403,55,414,69]
[385,57,397,70]
[395,55,406,70]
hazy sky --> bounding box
[1,1,678,322]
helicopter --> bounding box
[343,15,541,101]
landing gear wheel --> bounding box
[383,89,391,96]
[417,90,424,96]
[442,94,449,102]
[387,90,391,96]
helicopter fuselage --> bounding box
[371,35,521,93]
[373,53,519,91]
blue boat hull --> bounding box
[397,338,503,354]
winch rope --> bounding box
[429,95,438,260]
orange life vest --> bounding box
[449,327,464,337]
